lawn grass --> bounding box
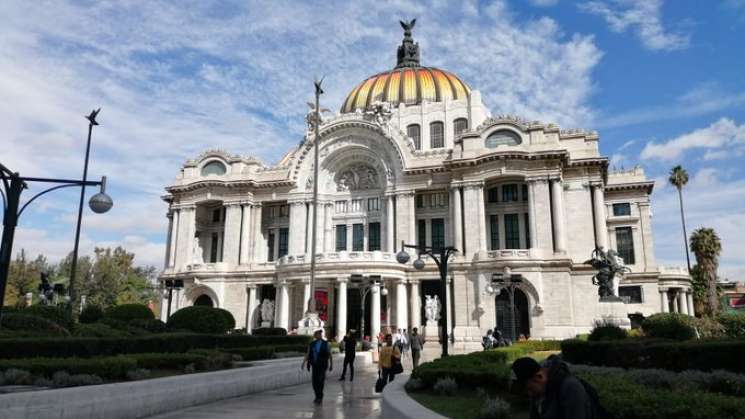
[409,389,529,419]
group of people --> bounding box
[482,328,530,350]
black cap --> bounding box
[511,357,541,385]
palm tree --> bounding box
[669,165,691,272]
[689,228,722,316]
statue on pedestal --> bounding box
[192,236,204,265]
[586,247,630,301]
[424,295,441,325]
[259,298,275,327]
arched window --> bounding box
[407,124,421,150]
[201,161,227,176]
[430,121,444,148]
[485,130,522,148]
[454,118,468,137]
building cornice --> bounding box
[606,181,655,194]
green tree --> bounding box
[5,250,53,307]
[79,247,157,308]
[669,165,691,272]
[689,228,722,316]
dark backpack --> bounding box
[576,377,613,419]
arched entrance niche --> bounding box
[494,288,530,341]
[182,285,220,308]
[194,294,214,307]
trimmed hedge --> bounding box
[718,313,745,338]
[251,327,288,336]
[412,351,512,389]
[105,304,155,322]
[129,319,167,333]
[588,324,627,341]
[167,306,235,334]
[0,333,312,359]
[561,339,745,373]
[21,305,74,330]
[73,323,126,338]
[225,344,308,361]
[0,356,137,379]
[0,313,70,337]
[79,305,104,324]
[642,313,695,340]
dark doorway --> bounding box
[260,284,276,302]
[346,287,372,339]
[494,288,529,341]
[194,294,214,307]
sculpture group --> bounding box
[586,247,630,299]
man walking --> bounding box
[511,355,603,419]
[409,327,425,368]
[338,330,357,381]
[302,329,332,404]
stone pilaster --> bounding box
[175,206,195,271]
[336,278,348,338]
[409,279,421,329]
[592,185,609,250]
[551,179,567,254]
[396,279,408,329]
[527,182,538,250]
[371,282,381,345]
[660,289,669,312]
[167,209,179,268]
[222,203,242,266]
[277,281,290,330]
[246,285,258,332]
[239,204,252,265]
[462,182,485,258]
[386,195,395,252]
[288,201,307,256]
[450,186,463,252]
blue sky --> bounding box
[2,0,744,279]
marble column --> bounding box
[250,204,263,263]
[592,185,609,250]
[278,281,290,330]
[527,182,538,250]
[306,202,314,258]
[463,184,484,257]
[386,196,395,252]
[396,279,408,329]
[167,209,179,268]
[336,278,348,338]
[223,203,242,266]
[409,280,421,329]
[324,203,334,253]
[302,280,311,315]
[660,290,669,313]
[678,291,688,315]
[176,206,195,270]
[239,204,252,265]
[371,282,381,346]
[288,201,307,256]
[687,292,695,316]
[451,187,463,252]
[551,179,567,254]
[477,185,487,253]
[408,193,417,245]
[246,285,258,332]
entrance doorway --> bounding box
[494,288,529,341]
[346,287,372,339]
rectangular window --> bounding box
[335,225,347,252]
[431,218,445,251]
[619,286,643,304]
[416,194,424,209]
[351,199,362,212]
[367,197,380,211]
[524,213,531,249]
[335,200,347,214]
[418,219,427,247]
[521,184,528,202]
[267,232,275,262]
[454,118,468,136]
[279,205,289,217]
[278,228,289,258]
[488,187,499,203]
[490,215,500,250]
[407,124,421,150]
[504,214,520,249]
[352,223,364,251]
[212,209,222,223]
[615,227,635,265]
[502,184,518,202]
[613,203,631,216]
[433,192,447,207]
[210,232,219,263]
[368,222,381,251]
[430,121,444,148]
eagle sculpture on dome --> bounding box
[397,18,420,68]
[400,19,416,36]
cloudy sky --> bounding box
[2,0,744,279]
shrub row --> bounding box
[411,351,512,389]
[224,344,308,361]
[1,313,71,337]
[0,333,312,359]
[167,306,235,334]
[561,339,745,373]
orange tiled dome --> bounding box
[341,67,470,114]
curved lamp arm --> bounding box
[17,183,83,217]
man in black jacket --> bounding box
[338,330,357,381]
[511,355,597,419]
[302,329,332,404]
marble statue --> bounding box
[586,247,630,300]
[192,236,204,265]
[424,295,441,322]
[260,298,275,327]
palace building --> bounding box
[159,23,692,348]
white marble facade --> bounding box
[159,29,691,349]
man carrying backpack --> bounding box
[302,329,333,405]
[511,355,608,419]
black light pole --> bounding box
[68,108,101,315]
[163,279,184,321]
[351,275,388,339]
[396,241,457,358]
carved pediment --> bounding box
[335,164,380,192]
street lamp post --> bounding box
[485,269,523,343]
[396,241,457,358]
[350,275,388,340]
[163,279,184,321]
[0,109,112,323]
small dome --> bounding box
[340,19,471,114]
[341,67,470,114]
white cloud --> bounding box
[640,117,745,161]
[579,0,689,51]
[0,1,602,267]
[529,0,559,6]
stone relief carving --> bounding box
[334,164,380,191]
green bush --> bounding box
[22,305,74,330]
[642,313,696,340]
[515,340,562,352]
[73,323,126,338]
[692,316,725,339]
[129,319,167,333]
[104,304,155,322]
[251,327,288,336]
[225,344,308,361]
[588,321,628,341]
[0,356,137,379]
[411,351,512,390]
[0,333,312,359]
[79,305,104,324]
[718,313,745,338]
[561,339,745,373]
[167,306,235,334]
[0,313,70,337]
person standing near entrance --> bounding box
[302,329,332,404]
[338,330,357,381]
[378,333,401,386]
[409,327,425,368]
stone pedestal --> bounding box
[298,311,326,336]
[597,298,631,328]
[424,320,439,342]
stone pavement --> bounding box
[146,347,441,419]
